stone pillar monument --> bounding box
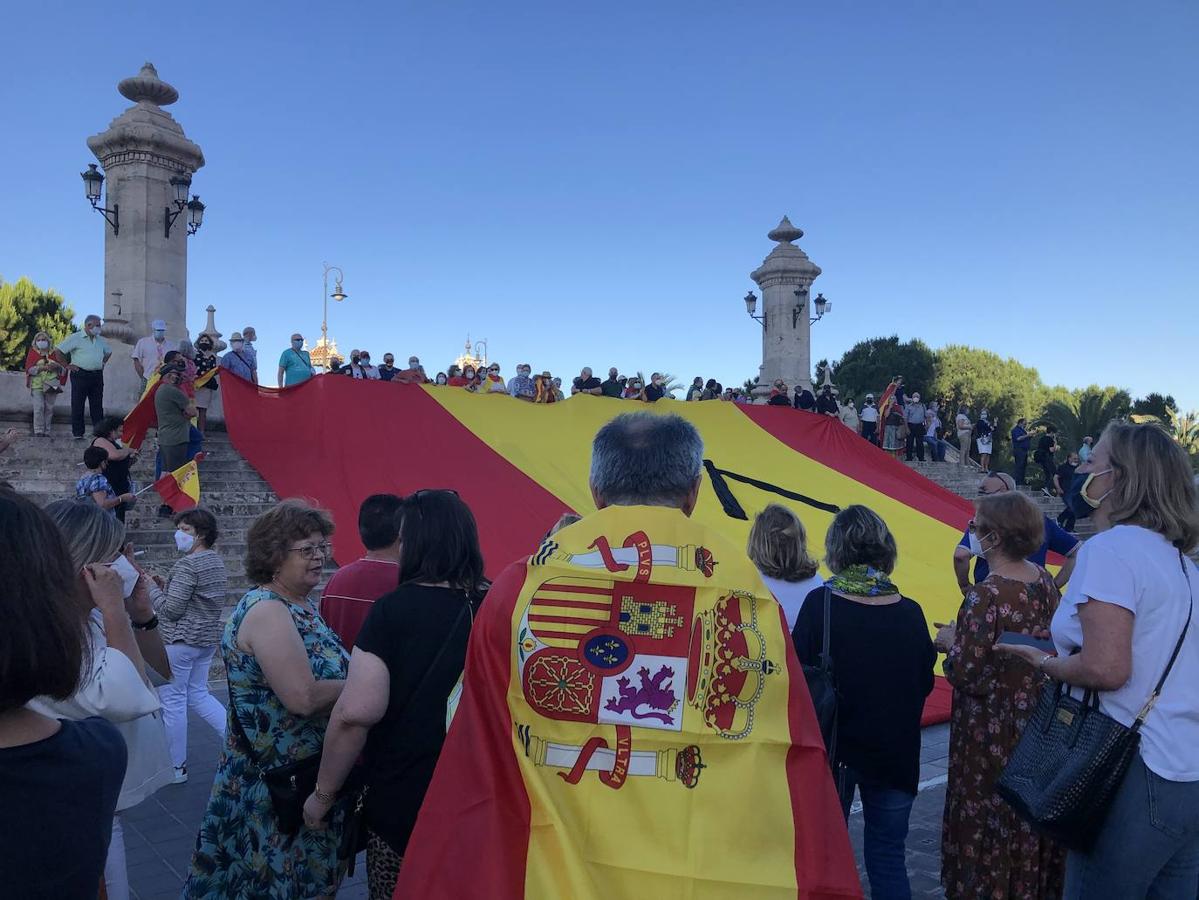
[87,63,204,412]
[750,216,822,396]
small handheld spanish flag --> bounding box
[152,452,204,512]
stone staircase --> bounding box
[0,418,279,601]
[902,457,1096,540]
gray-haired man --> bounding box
[390,410,861,895]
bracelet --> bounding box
[1037,653,1054,674]
[131,615,158,631]
[314,784,337,804]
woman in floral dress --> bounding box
[186,501,347,899]
[937,492,1065,899]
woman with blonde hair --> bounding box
[748,503,823,629]
[33,499,173,900]
[997,421,1199,898]
[939,491,1064,898]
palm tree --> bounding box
[1038,388,1131,453]
[1167,409,1199,455]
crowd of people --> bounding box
[3,411,1197,899]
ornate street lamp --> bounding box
[791,286,832,327]
[165,172,204,237]
[321,262,348,351]
[745,291,766,329]
[80,163,119,235]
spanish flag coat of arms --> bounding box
[396,504,862,899]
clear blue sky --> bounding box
[3,2,1197,409]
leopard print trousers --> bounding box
[367,830,404,900]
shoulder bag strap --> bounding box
[1133,550,1194,728]
[820,586,833,671]
[393,598,471,729]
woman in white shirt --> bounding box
[32,500,174,900]
[997,421,1199,898]
[748,503,824,630]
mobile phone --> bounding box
[998,631,1054,653]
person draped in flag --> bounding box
[876,375,902,421]
[393,412,862,900]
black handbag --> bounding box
[802,587,839,763]
[996,550,1194,851]
[226,696,345,838]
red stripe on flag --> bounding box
[531,583,613,597]
[122,381,162,450]
[738,406,973,531]
[221,373,573,576]
[528,597,612,611]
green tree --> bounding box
[1132,393,1178,420]
[827,336,936,403]
[0,276,76,370]
[1038,385,1132,454]
[930,345,1047,467]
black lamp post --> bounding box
[745,291,766,329]
[81,163,119,235]
[792,287,832,327]
[165,173,204,238]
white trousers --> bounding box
[157,643,227,768]
[104,814,128,900]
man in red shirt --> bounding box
[320,493,403,648]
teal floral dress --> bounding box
[185,589,348,899]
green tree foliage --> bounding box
[1132,393,1178,420]
[1038,386,1131,454]
[929,345,1047,466]
[827,336,936,403]
[0,276,76,370]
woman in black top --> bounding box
[305,490,487,899]
[91,416,138,522]
[793,504,935,900]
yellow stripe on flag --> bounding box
[423,388,968,632]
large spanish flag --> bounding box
[221,374,981,726]
[400,504,862,898]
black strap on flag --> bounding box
[703,459,841,521]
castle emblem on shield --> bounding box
[516,530,776,789]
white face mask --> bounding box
[108,554,140,599]
[967,526,984,556]
[175,529,196,553]
[35,340,49,350]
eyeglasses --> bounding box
[287,542,331,560]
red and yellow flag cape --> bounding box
[221,374,991,726]
[397,504,862,898]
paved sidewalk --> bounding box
[126,697,949,899]
[122,688,367,899]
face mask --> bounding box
[87,325,100,336]
[107,554,140,599]
[361,358,371,365]
[174,529,196,553]
[35,340,49,350]
[1066,469,1113,519]
[967,525,984,556]
[231,341,244,349]
[437,377,447,385]
[292,339,303,349]
[154,331,166,341]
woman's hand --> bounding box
[933,621,956,653]
[127,574,157,623]
[302,791,333,831]
[84,563,125,615]
[993,642,1054,670]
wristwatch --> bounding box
[131,615,159,631]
